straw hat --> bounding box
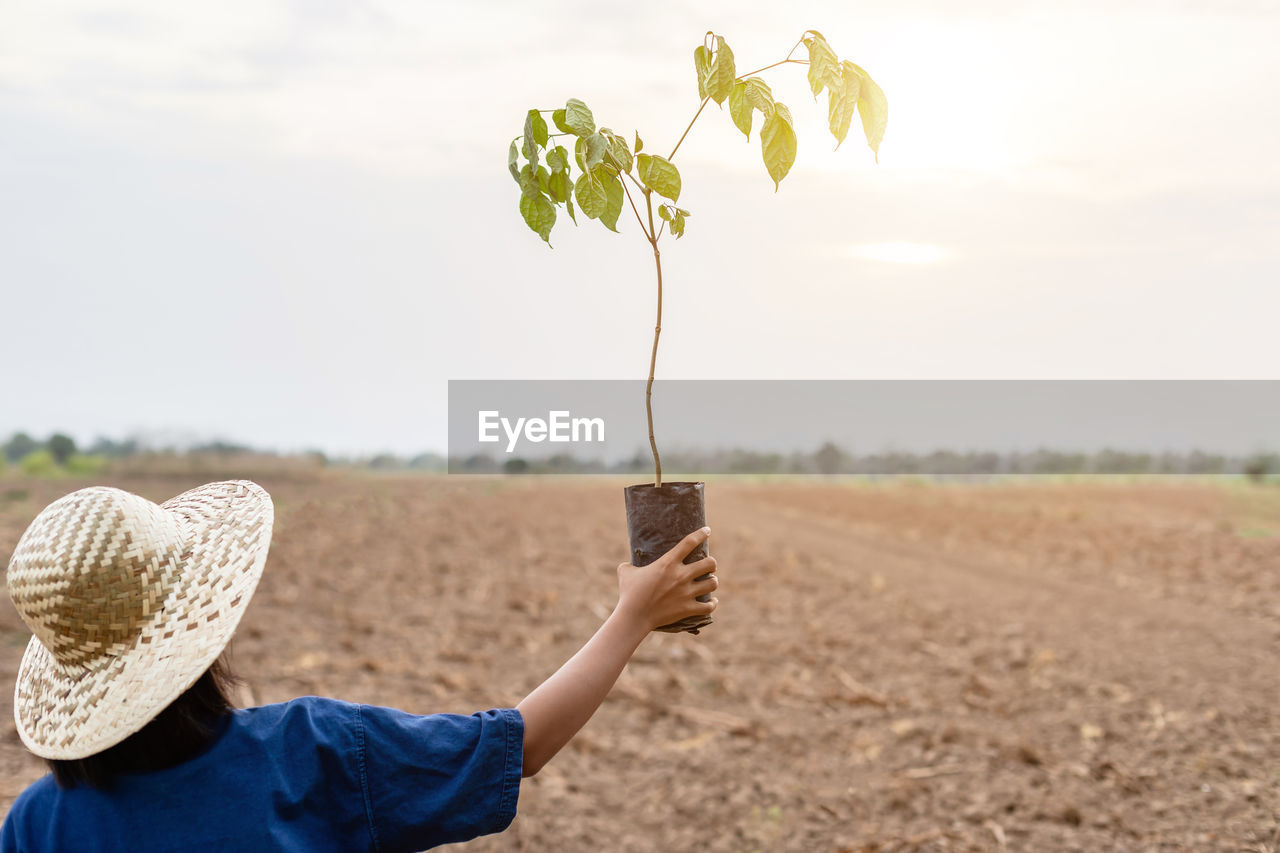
[5,480,273,760]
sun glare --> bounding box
[847,242,948,265]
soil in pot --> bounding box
[623,481,713,634]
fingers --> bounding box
[696,596,719,615]
[664,526,711,564]
[690,573,719,597]
[679,554,716,580]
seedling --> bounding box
[509,29,887,633]
[510,29,886,486]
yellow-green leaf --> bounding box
[574,172,608,219]
[805,34,839,98]
[600,170,624,232]
[727,80,752,139]
[742,77,774,118]
[760,102,797,190]
[520,193,556,244]
[636,153,681,202]
[552,109,570,134]
[706,35,736,105]
[525,109,549,147]
[518,164,540,198]
[693,44,712,100]
[521,127,538,165]
[508,140,520,183]
[606,132,632,173]
[828,63,860,148]
[563,98,595,137]
[547,170,571,203]
[846,61,888,162]
[634,131,644,153]
[546,145,569,174]
[584,132,608,169]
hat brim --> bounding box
[14,480,273,760]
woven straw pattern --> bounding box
[6,481,273,760]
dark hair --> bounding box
[48,654,240,790]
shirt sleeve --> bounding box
[1,810,18,853]
[356,705,524,853]
[1,777,45,853]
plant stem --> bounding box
[619,179,651,240]
[643,190,663,487]
[736,57,806,79]
[667,55,808,163]
[639,32,812,484]
[668,96,711,162]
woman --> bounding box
[2,480,718,851]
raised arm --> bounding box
[515,527,719,777]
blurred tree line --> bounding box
[1,432,108,476]
[0,431,449,477]
[453,442,1279,481]
[4,431,1274,481]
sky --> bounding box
[1,0,1277,456]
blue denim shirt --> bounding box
[2,697,524,852]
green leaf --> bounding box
[547,145,569,174]
[536,165,549,195]
[518,164,540,199]
[828,63,860,148]
[508,140,520,183]
[522,129,538,166]
[553,109,570,134]
[634,131,643,153]
[693,44,712,100]
[743,77,775,118]
[520,192,556,244]
[805,34,840,98]
[760,101,797,190]
[659,203,691,237]
[669,210,686,238]
[525,109,549,148]
[574,172,608,219]
[727,81,752,139]
[706,35,736,105]
[563,98,595,137]
[547,170,571,203]
[564,192,577,224]
[584,132,608,169]
[574,136,587,171]
[635,153,681,202]
[600,170,624,232]
[606,132,632,173]
[846,61,888,162]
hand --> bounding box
[615,526,719,632]
[516,526,720,776]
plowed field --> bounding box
[2,474,1278,851]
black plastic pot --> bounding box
[624,481,713,634]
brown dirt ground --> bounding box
[1,473,1278,851]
